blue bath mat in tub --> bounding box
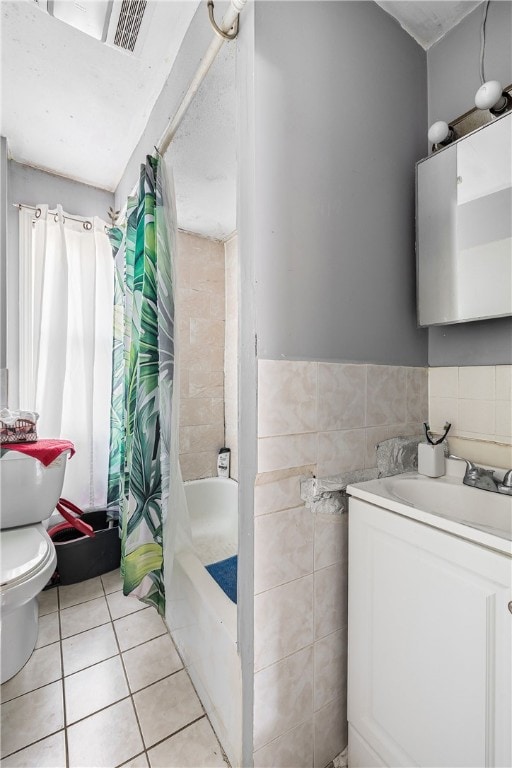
[206,555,237,604]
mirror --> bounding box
[416,112,512,326]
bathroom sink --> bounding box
[348,470,512,554]
[381,474,512,540]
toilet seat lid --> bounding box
[0,526,54,588]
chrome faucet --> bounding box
[497,470,512,496]
[448,455,500,493]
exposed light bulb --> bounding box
[428,121,454,146]
[475,80,507,111]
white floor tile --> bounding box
[101,568,123,594]
[147,717,226,768]
[107,590,147,620]
[119,754,150,767]
[62,622,119,676]
[60,595,110,639]
[0,730,66,768]
[65,655,129,724]
[114,608,167,652]
[59,576,104,609]
[38,588,59,616]
[133,670,203,749]
[0,681,64,759]
[67,698,144,768]
[1,643,62,702]
[122,634,182,693]
[35,612,60,648]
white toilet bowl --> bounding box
[1,525,57,683]
[0,451,69,683]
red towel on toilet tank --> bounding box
[2,439,75,466]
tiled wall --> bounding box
[176,231,226,481]
[253,360,428,768]
[429,365,512,468]
[224,234,238,481]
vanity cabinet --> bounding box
[347,498,512,768]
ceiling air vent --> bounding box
[112,0,147,52]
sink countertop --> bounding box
[347,464,512,557]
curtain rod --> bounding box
[157,0,247,156]
[13,203,107,231]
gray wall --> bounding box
[253,1,428,365]
[427,0,512,366]
[6,160,113,407]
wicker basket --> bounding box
[0,417,38,444]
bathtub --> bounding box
[166,477,242,767]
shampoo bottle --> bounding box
[217,447,231,478]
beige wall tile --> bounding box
[458,366,495,400]
[254,473,304,516]
[429,367,458,398]
[314,563,348,641]
[314,514,348,571]
[254,575,314,671]
[224,236,238,481]
[428,396,459,433]
[253,645,314,751]
[366,365,407,426]
[314,628,348,711]
[496,365,512,400]
[254,507,314,594]
[188,370,224,399]
[258,433,318,473]
[313,695,348,768]
[179,424,224,454]
[180,451,219,482]
[258,360,318,437]
[458,399,495,437]
[177,231,226,481]
[317,363,366,431]
[190,318,225,349]
[406,367,428,423]
[496,400,512,442]
[253,720,314,768]
[180,288,210,319]
[317,429,366,477]
[364,423,423,469]
[180,398,220,427]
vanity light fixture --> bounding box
[475,80,512,114]
[474,1,512,115]
[427,121,455,149]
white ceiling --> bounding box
[1,0,485,239]
[0,0,200,191]
[375,1,483,49]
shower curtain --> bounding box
[107,155,176,614]
[18,205,113,510]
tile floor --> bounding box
[1,570,229,768]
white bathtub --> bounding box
[166,477,242,767]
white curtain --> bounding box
[19,204,114,510]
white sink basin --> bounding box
[348,471,512,555]
[382,474,512,540]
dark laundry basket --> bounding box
[51,510,121,586]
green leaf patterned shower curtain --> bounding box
[107,155,175,615]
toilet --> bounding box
[0,450,69,683]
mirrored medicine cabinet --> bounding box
[416,111,512,327]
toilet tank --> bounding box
[0,452,69,528]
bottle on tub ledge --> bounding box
[217,447,231,478]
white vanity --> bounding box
[347,464,512,767]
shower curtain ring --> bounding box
[207,0,239,40]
